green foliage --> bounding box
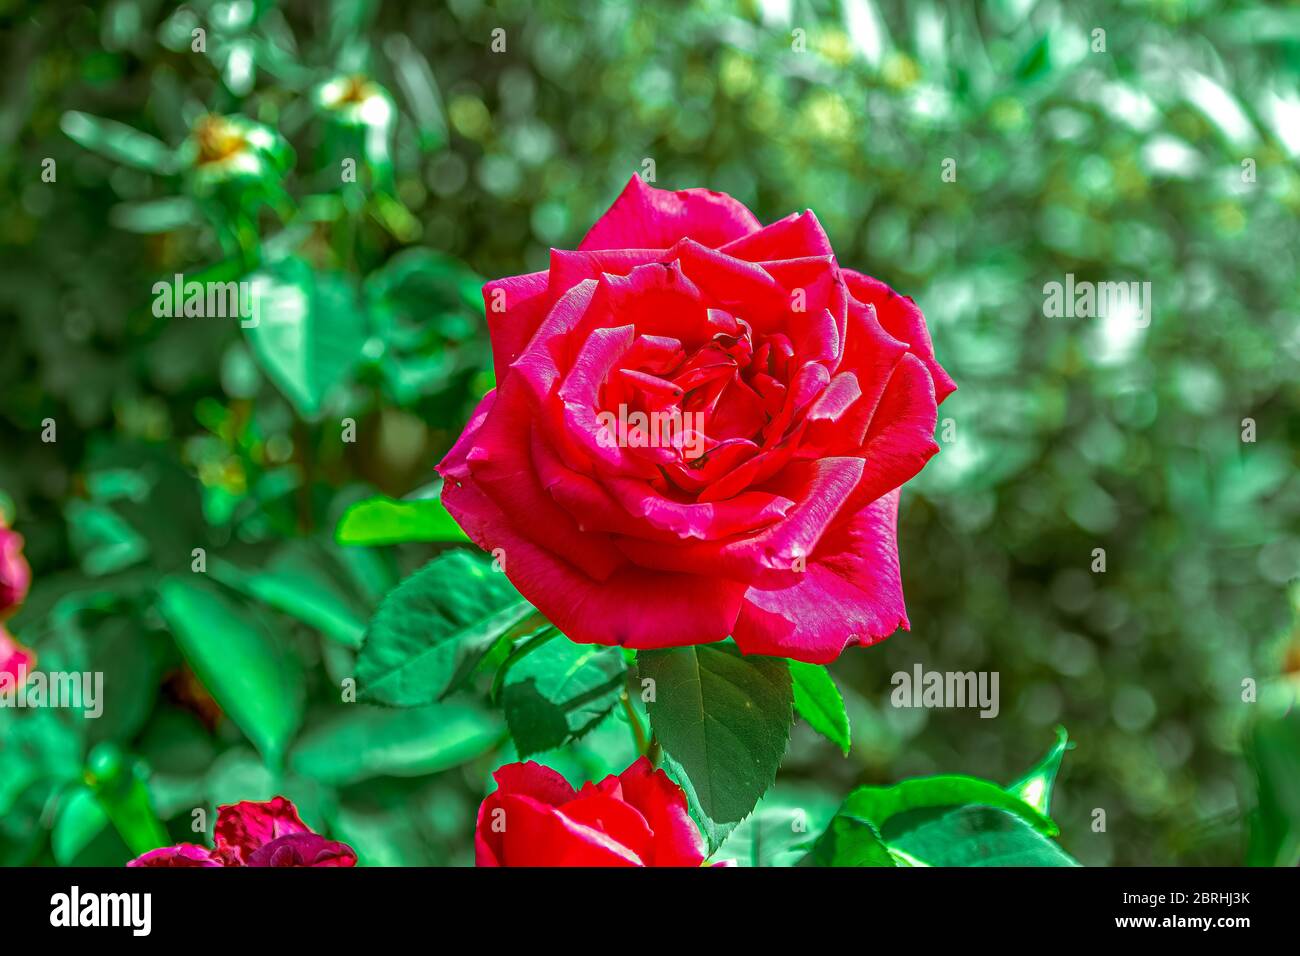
[790,661,851,756]
[640,644,793,832]
[1245,708,1300,866]
[356,550,535,706]
[157,578,306,767]
[243,257,370,420]
[500,637,626,757]
[336,493,469,546]
[290,702,502,786]
[807,732,1078,867]
[1,0,1296,867]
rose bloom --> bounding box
[477,758,716,867]
[128,796,356,867]
[439,177,954,663]
[0,522,31,618]
[0,625,34,685]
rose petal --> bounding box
[127,844,223,868]
[213,796,311,863]
[483,270,549,383]
[732,490,909,662]
[0,526,31,616]
[478,793,645,866]
[0,626,35,684]
[491,760,578,806]
[579,175,761,252]
[560,790,656,862]
[614,757,708,866]
[441,476,746,649]
[847,353,941,510]
[719,209,835,262]
[245,833,357,868]
[844,270,956,403]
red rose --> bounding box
[476,758,711,866]
[128,796,356,867]
[0,523,31,618]
[0,625,35,686]
[438,177,953,663]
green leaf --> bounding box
[52,786,110,865]
[61,111,175,174]
[157,577,305,766]
[640,643,792,826]
[289,702,502,785]
[889,806,1080,867]
[790,661,851,755]
[806,812,897,867]
[1007,725,1071,816]
[0,710,83,817]
[65,500,149,576]
[501,637,626,757]
[109,197,198,233]
[85,746,170,857]
[244,257,368,420]
[836,774,1059,839]
[335,494,469,546]
[81,616,169,746]
[804,730,1079,867]
[357,551,537,706]
[1245,709,1300,866]
[210,545,369,649]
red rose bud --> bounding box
[0,524,31,617]
[128,796,356,868]
[437,177,954,663]
[476,757,716,867]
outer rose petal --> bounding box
[719,209,835,261]
[732,490,909,663]
[579,175,761,252]
[483,270,549,382]
[478,793,644,866]
[213,796,311,864]
[127,844,223,867]
[476,760,710,867]
[441,474,746,649]
[614,757,708,866]
[490,760,578,806]
[560,791,656,862]
[843,269,956,403]
[245,833,357,867]
[847,353,941,510]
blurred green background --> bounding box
[1,0,1298,866]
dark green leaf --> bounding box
[357,551,535,706]
[890,806,1080,867]
[640,643,792,826]
[501,637,626,757]
[806,812,897,867]
[836,774,1058,839]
